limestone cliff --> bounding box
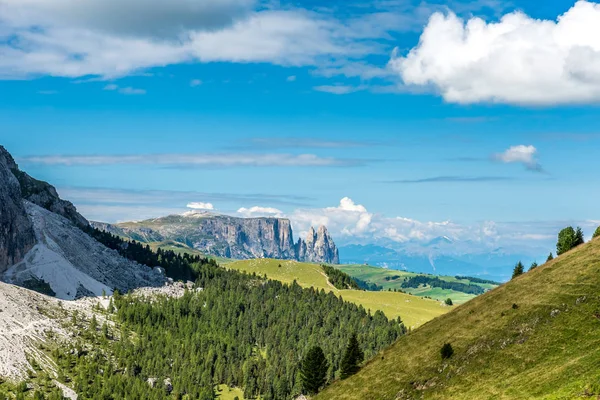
[94,212,340,264]
[296,225,340,264]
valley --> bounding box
[227,259,450,328]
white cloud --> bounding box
[187,202,214,210]
[119,87,146,95]
[291,197,373,237]
[494,145,541,171]
[19,153,366,167]
[390,1,600,105]
[237,206,283,217]
[286,75,296,82]
[190,79,203,87]
[0,3,375,79]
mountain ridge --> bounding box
[92,212,341,264]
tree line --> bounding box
[321,265,361,290]
[401,275,485,295]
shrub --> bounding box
[440,343,454,360]
[445,298,453,306]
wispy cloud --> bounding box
[313,84,366,95]
[20,153,368,168]
[58,187,313,207]
[388,176,515,184]
[237,206,284,217]
[103,84,146,95]
[190,79,203,87]
[58,186,315,222]
[233,137,382,150]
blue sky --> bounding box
[1,0,600,256]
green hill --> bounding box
[336,264,498,304]
[318,237,600,400]
[227,259,449,328]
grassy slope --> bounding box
[216,385,245,400]
[227,259,448,328]
[337,264,497,304]
[318,237,600,400]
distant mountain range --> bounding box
[92,212,340,264]
[340,238,547,281]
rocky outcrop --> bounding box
[10,167,88,229]
[94,213,340,264]
[296,225,340,264]
[3,203,164,300]
[0,147,36,273]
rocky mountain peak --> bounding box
[0,145,18,170]
[296,225,339,264]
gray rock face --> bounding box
[3,203,165,300]
[296,225,340,264]
[1,145,165,298]
[10,167,88,229]
[0,147,36,273]
[94,212,340,264]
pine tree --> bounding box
[594,226,600,239]
[557,226,584,256]
[574,227,585,247]
[529,262,538,271]
[340,334,364,379]
[300,346,329,394]
[547,252,554,262]
[512,261,525,279]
